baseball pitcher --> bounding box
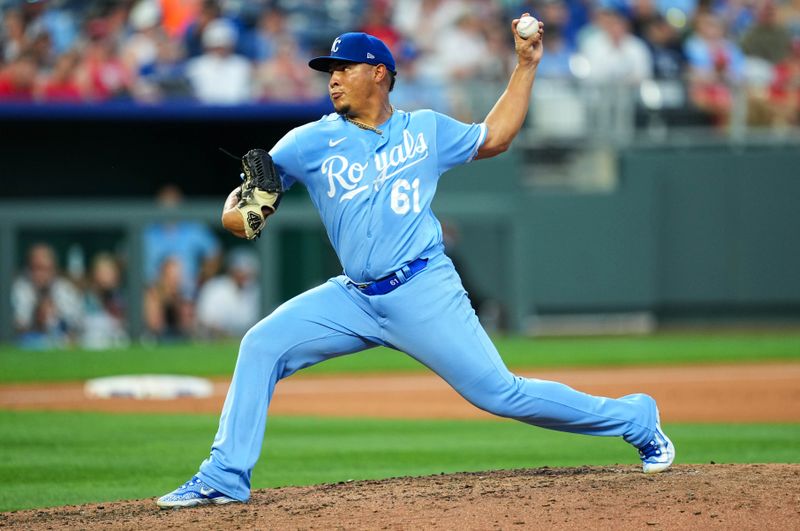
[158,14,674,509]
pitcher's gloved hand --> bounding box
[236,149,283,240]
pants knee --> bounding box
[237,325,284,371]
[238,323,313,381]
[465,378,521,418]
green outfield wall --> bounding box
[438,143,800,326]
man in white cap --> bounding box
[185,18,252,104]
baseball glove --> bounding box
[236,148,283,240]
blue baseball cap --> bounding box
[309,32,396,74]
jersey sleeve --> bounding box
[433,111,487,174]
[269,129,304,190]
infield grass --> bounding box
[1,332,799,383]
[1,411,798,512]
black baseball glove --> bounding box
[236,149,283,240]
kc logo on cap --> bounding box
[309,32,396,74]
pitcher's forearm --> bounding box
[479,65,538,157]
[476,14,543,160]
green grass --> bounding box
[1,332,799,383]
[1,411,798,512]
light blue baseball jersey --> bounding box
[269,109,487,283]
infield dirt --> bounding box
[2,464,797,530]
[2,363,799,421]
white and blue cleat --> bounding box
[157,476,239,509]
[638,421,675,473]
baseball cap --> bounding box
[309,32,396,74]
[203,18,237,49]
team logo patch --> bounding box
[367,52,375,59]
[247,211,262,231]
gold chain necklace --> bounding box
[344,106,394,135]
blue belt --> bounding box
[351,258,429,296]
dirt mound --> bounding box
[2,464,797,530]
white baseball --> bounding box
[516,15,539,39]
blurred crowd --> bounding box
[10,185,261,349]
[0,0,798,127]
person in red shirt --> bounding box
[359,0,401,52]
[0,53,37,101]
[36,50,83,102]
[76,21,135,101]
[769,38,800,126]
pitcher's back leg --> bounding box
[382,257,658,449]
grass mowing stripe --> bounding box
[1,333,799,383]
[1,411,798,511]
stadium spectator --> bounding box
[82,252,129,349]
[103,1,136,45]
[1,8,27,63]
[629,0,661,39]
[11,243,84,349]
[239,7,293,62]
[143,256,194,341]
[35,49,82,102]
[185,17,252,104]
[557,0,592,47]
[535,26,575,79]
[684,10,746,127]
[578,6,653,84]
[685,11,746,78]
[768,37,800,126]
[389,43,452,113]
[643,15,687,80]
[122,0,165,73]
[776,0,800,37]
[714,0,757,40]
[26,26,55,70]
[143,184,222,300]
[195,248,260,338]
[183,0,222,58]
[392,0,467,55]
[20,0,79,56]
[418,10,494,81]
[534,0,576,46]
[75,20,136,101]
[134,33,191,101]
[0,52,38,100]
[740,0,792,64]
[254,36,323,102]
[360,0,402,53]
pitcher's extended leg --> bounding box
[197,279,381,501]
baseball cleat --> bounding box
[638,421,675,473]
[156,476,239,509]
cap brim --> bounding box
[308,57,396,73]
[308,56,355,72]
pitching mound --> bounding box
[2,464,796,530]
